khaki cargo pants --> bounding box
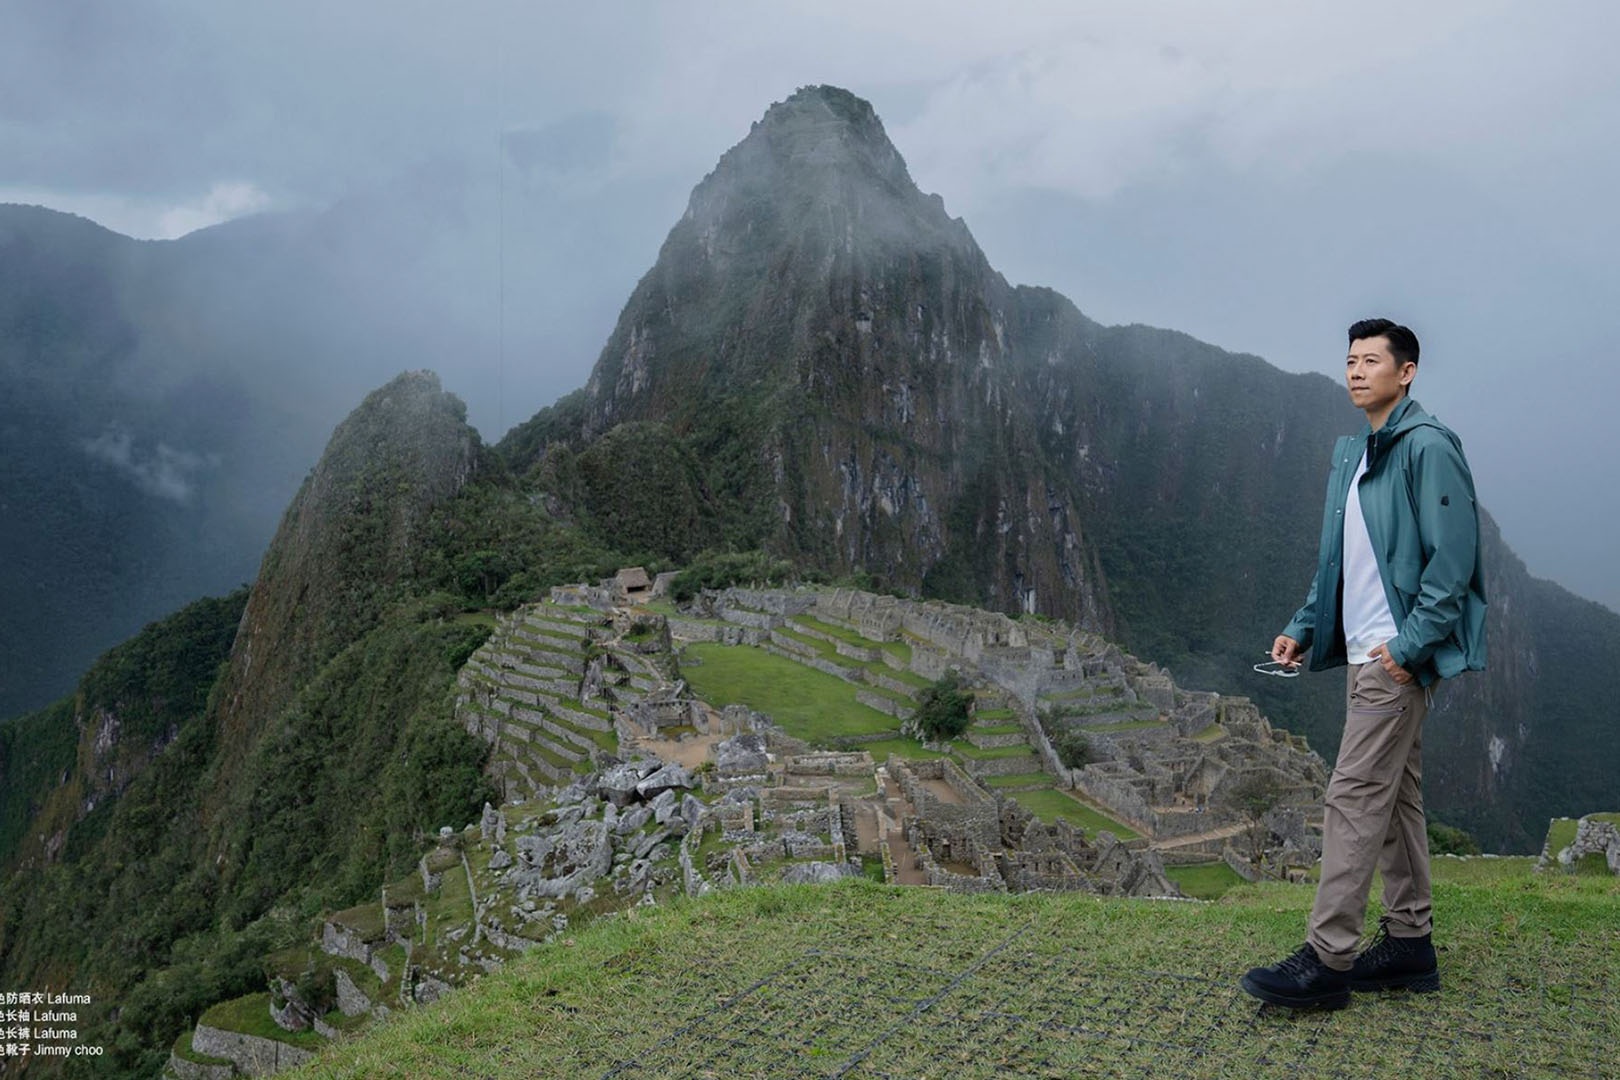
[1308,661,1433,970]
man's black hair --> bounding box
[1348,318,1420,368]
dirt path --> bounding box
[626,704,738,770]
[1151,821,1248,849]
[634,731,724,771]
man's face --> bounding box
[1345,335,1414,416]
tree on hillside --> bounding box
[905,671,973,744]
[1228,771,1288,868]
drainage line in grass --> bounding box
[831,920,1035,1078]
[600,949,825,1078]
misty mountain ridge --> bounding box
[0,188,521,722]
[2,83,1618,1077]
[4,84,1614,849]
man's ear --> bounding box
[1399,362,1417,388]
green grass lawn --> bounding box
[951,743,1037,760]
[859,737,946,761]
[1009,788,1142,840]
[288,870,1620,1079]
[1166,860,1247,900]
[680,643,896,744]
[984,772,1054,789]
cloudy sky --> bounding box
[5,0,1617,611]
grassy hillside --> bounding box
[289,860,1616,1078]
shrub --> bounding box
[907,672,973,743]
[670,550,796,602]
[1427,820,1481,856]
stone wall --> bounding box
[782,752,873,777]
[550,584,614,609]
[666,615,723,642]
[909,643,952,681]
[720,607,780,630]
[718,587,816,616]
[167,1051,235,1080]
[855,689,907,718]
[1070,766,1155,830]
[191,1024,316,1078]
[1222,846,1262,883]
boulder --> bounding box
[597,763,645,808]
[632,828,672,859]
[649,788,679,824]
[636,764,695,799]
[614,806,654,835]
[682,793,706,832]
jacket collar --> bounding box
[1362,396,1429,438]
[1362,397,1427,471]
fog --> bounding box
[4,0,1617,612]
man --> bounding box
[1240,318,1487,1010]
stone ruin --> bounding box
[885,757,1176,897]
[1539,814,1620,875]
[682,585,1329,881]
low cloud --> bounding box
[0,180,270,240]
[82,427,218,503]
[153,181,271,239]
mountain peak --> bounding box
[681,84,959,250]
[750,84,895,166]
[574,83,1000,440]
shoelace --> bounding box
[1358,922,1405,966]
[1276,944,1319,977]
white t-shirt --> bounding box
[1342,449,1400,663]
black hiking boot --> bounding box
[1349,921,1440,992]
[1240,943,1351,1009]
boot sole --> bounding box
[1239,974,1351,1010]
[1348,969,1440,993]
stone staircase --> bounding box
[455,603,628,802]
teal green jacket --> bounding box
[1282,397,1487,686]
